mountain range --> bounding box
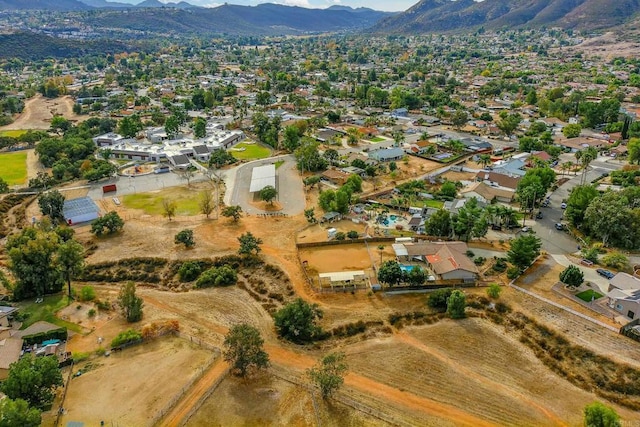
[0,0,197,10]
[374,0,640,33]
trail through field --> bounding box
[395,331,567,427]
[158,359,230,427]
[0,95,81,130]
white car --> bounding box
[561,203,567,209]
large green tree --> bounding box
[238,232,263,256]
[38,190,65,222]
[446,290,466,319]
[452,198,487,242]
[507,234,542,271]
[91,211,124,236]
[1,356,63,409]
[0,398,41,427]
[565,185,599,226]
[294,138,327,172]
[583,402,620,427]
[584,192,631,246]
[7,227,64,300]
[425,209,451,238]
[274,298,323,344]
[56,239,85,299]
[259,185,277,205]
[223,323,270,377]
[559,265,584,286]
[377,260,404,286]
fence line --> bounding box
[270,369,405,427]
[54,360,75,427]
[179,365,232,427]
[510,283,619,332]
[148,334,220,427]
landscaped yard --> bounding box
[0,151,28,185]
[366,136,386,142]
[576,289,603,302]
[0,130,27,138]
[230,141,271,160]
[422,199,445,209]
[16,294,83,333]
[122,187,203,216]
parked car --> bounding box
[555,223,564,230]
[596,269,615,279]
[536,212,543,219]
[561,202,567,209]
[521,226,530,233]
[491,224,502,231]
[542,200,550,207]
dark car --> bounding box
[596,269,615,279]
[536,212,543,219]
[491,224,502,231]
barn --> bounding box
[63,196,101,225]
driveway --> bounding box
[225,155,305,215]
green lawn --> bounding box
[275,160,285,169]
[0,130,27,138]
[422,199,445,209]
[16,294,83,333]
[576,289,603,302]
[230,141,272,160]
[0,151,28,185]
[367,136,386,142]
[122,190,202,216]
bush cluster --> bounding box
[110,329,143,348]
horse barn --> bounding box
[63,196,101,225]
[318,271,370,290]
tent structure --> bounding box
[63,196,101,225]
[249,164,276,193]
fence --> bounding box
[179,365,231,426]
[148,334,220,427]
[53,360,75,427]
[620,318,640,342]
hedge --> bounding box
[22,327,68,346]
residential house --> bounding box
[346,153,377,167]
[554,137,607,152]
[368,147,405,162]
[92,132,125,147]
[492,158,527,177]
[607,273,640,321]
[321,169,351,186]
[408,140,436,155]
[475,171,521,191]
[392,241,478,282]
[460,181,515,203]
[341,166,367,177]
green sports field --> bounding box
[0,151,28,185]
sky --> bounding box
[122,0,417,12]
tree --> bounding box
[0,398,41,427]
[0,356,62,409]
[428,288,454,309]
[238,232,263,256]
[496,113,522,137]
[486,283,502,299]
[406,266,426,286]
[283,125,302,152]
[562,123,582,138]
[507,234,542,271]
[222,205,243,222]
[323,148,339,166]
[91,211,124,236]
[478,154,492,169]
[0,177,9,193]
[7,227,64,300]
[584,192,631,246]
[56,239,84,300]
[38,190,65,221]
[452,198,487,242]
[177,166,197,187]
[273,296,324,343]
[565,185,599,226]
[118,281,143,322]
[451,109,468,130]
[307,352,348,399]
[175,229,195,248]
[193,117,207,139]
[439,181,457,199]
[628,138,640,164]
[559,265,584,287]
[304,208,316,224]
[601,252,629,270]
[447,290,466,319]
[583,402,620,427]
[117,115,143,138]
[199,190,214,219]
[295,139,327,172]
[223,323,270,377]
[260,185,277,205]
[164,115,180,138]
[425,209,451,238]
[377,260,404,286]
[208,149,236,168]
[50,116,71,134]
[162,199,177,221]
[344,174,362,193]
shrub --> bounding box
[427,288,453,309]
[195,265,238,288]
[72,352,90,362]
[88,309,96,318]
[446,290,466,319]
[110,329,142,348]
[95,347,106,356]
[178,261,202,282]
[474,256,485,266]
[493,258,508,272]
[506,266,521,280]
[335,231,346,241]
[486,283,502,299]
[95,299,111,311]
[347,230,359,239]
[465,250,475,258]
[79,286,96,301]
[601,252,629,270]
[174,229,195,248]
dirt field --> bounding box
[299,243,376,274]
[0,94,84,131]
[54,337,212,427]
[559,31,640,60]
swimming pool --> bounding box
[400,264,421,273]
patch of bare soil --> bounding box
[55,337,211,427]
[0,95,85,131]
[560,32,640,60]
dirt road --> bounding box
[0,94,81,130]
[158,359,230,427]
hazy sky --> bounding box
[124,0,417,12]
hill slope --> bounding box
[0,0,90,11]
[374,0,640,33]
[81,3,394,36]
[0,32,130,59]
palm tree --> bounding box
[478,154,492,169]
[579,147,598,185]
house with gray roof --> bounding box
[368,147,405,162]
[607,273,640,321]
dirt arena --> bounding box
[0,95,84,131]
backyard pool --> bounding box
[400,264,422,273]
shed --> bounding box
[63,197,101,225]
[250,164,276,193]
[318,271,368,289]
